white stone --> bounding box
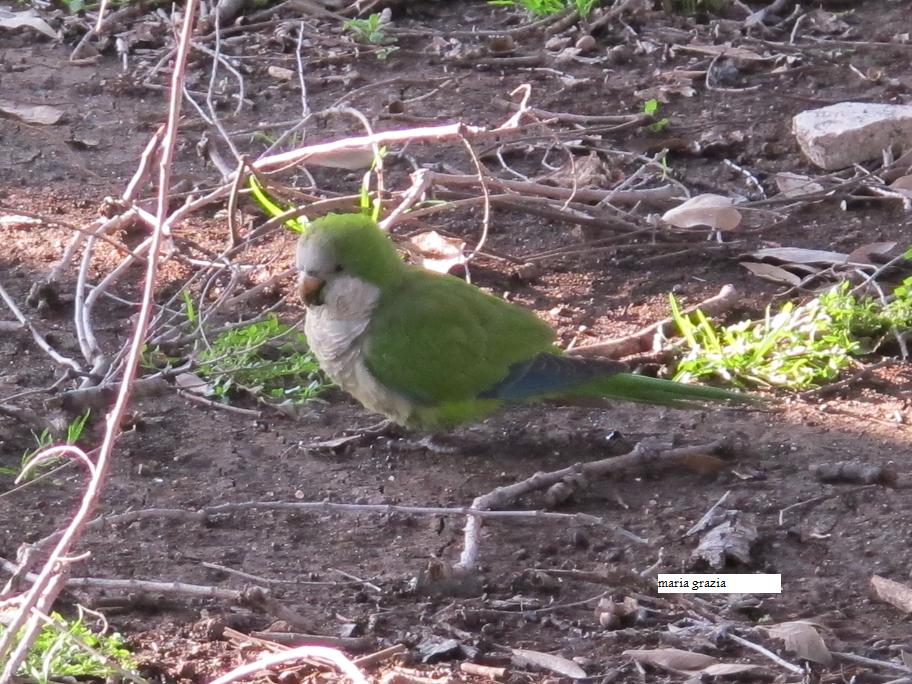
[792,102,912,170]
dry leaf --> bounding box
[775,172,824,197]
[846,242,896,264]
[890,175,912,199]
[624,648,717,672]
[408,231,466,274]
[891,175,912,191]
[511,649,586,679]
[174,372,214,396]
[702,663,763,676]
[740,262,803,287]
[662,194,742,231]
[0,10,58,39]
[0,100,64,125]
[765,621,833,665]
[624,648,762,677]
[871,575,912,614]
[749,247,847,265]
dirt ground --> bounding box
[3,1,912,682]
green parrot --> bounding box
[288,212,748,430]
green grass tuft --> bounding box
[1,612,136,683]
[670,279,912,390]
[490,0,600,18]
[198,314,330,404]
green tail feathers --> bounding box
[248,176,308,234]
[572,373,753,409]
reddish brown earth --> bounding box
[2,1,912,682]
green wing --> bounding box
[364,267,556,408]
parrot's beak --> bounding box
[298,274,325,306]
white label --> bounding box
[656,574,782,594]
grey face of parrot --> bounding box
[295,232,342,306]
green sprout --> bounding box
[490,0,600,17]
[17,410,92,481]
[344,12,396,46]
[669,278,912,390]
[198,315,329,404]
[1,611,136,683]
[643,98,670,132]
[249,176,307,234]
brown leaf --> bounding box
[740,262,802,287]
[0,10,58,39]
[749,247,847,265]
[765,621,833,665]
[775,172,824,197]
[871,575,912,614]
[846,242,896,265]
[624,648,717,673]
[174,372,214,396]
[702,663,764,676]
[510,649,587,679]
[408,231,466,274]
[662,194,742,232]
[890,175,912,193]
[0,100,64,125]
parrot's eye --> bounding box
[334,264,344,273]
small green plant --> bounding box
[344,12,396,45]
[181,288,197,324]
[198,315,329,403]
[140,343,181,371]
[249,176,308,234]
[671,296,859,389]
[884,273,912,329]
[669,278,912,390]
[359,146,388,221]
[1,611,136,683]
[18,410,91,480]
[490,0,600,17]
[643,98,670,132]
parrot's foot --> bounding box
[342,418,402,438]
[414,434,464,455]
[398,432,492,455]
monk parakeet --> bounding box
[290,212,747,430]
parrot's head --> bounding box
[295,213,404,307]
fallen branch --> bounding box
[26,499,607,558]
[568,284,740,359]
[456,437,738,571]
[0,557,317,632]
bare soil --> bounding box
[3,1,912,682]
